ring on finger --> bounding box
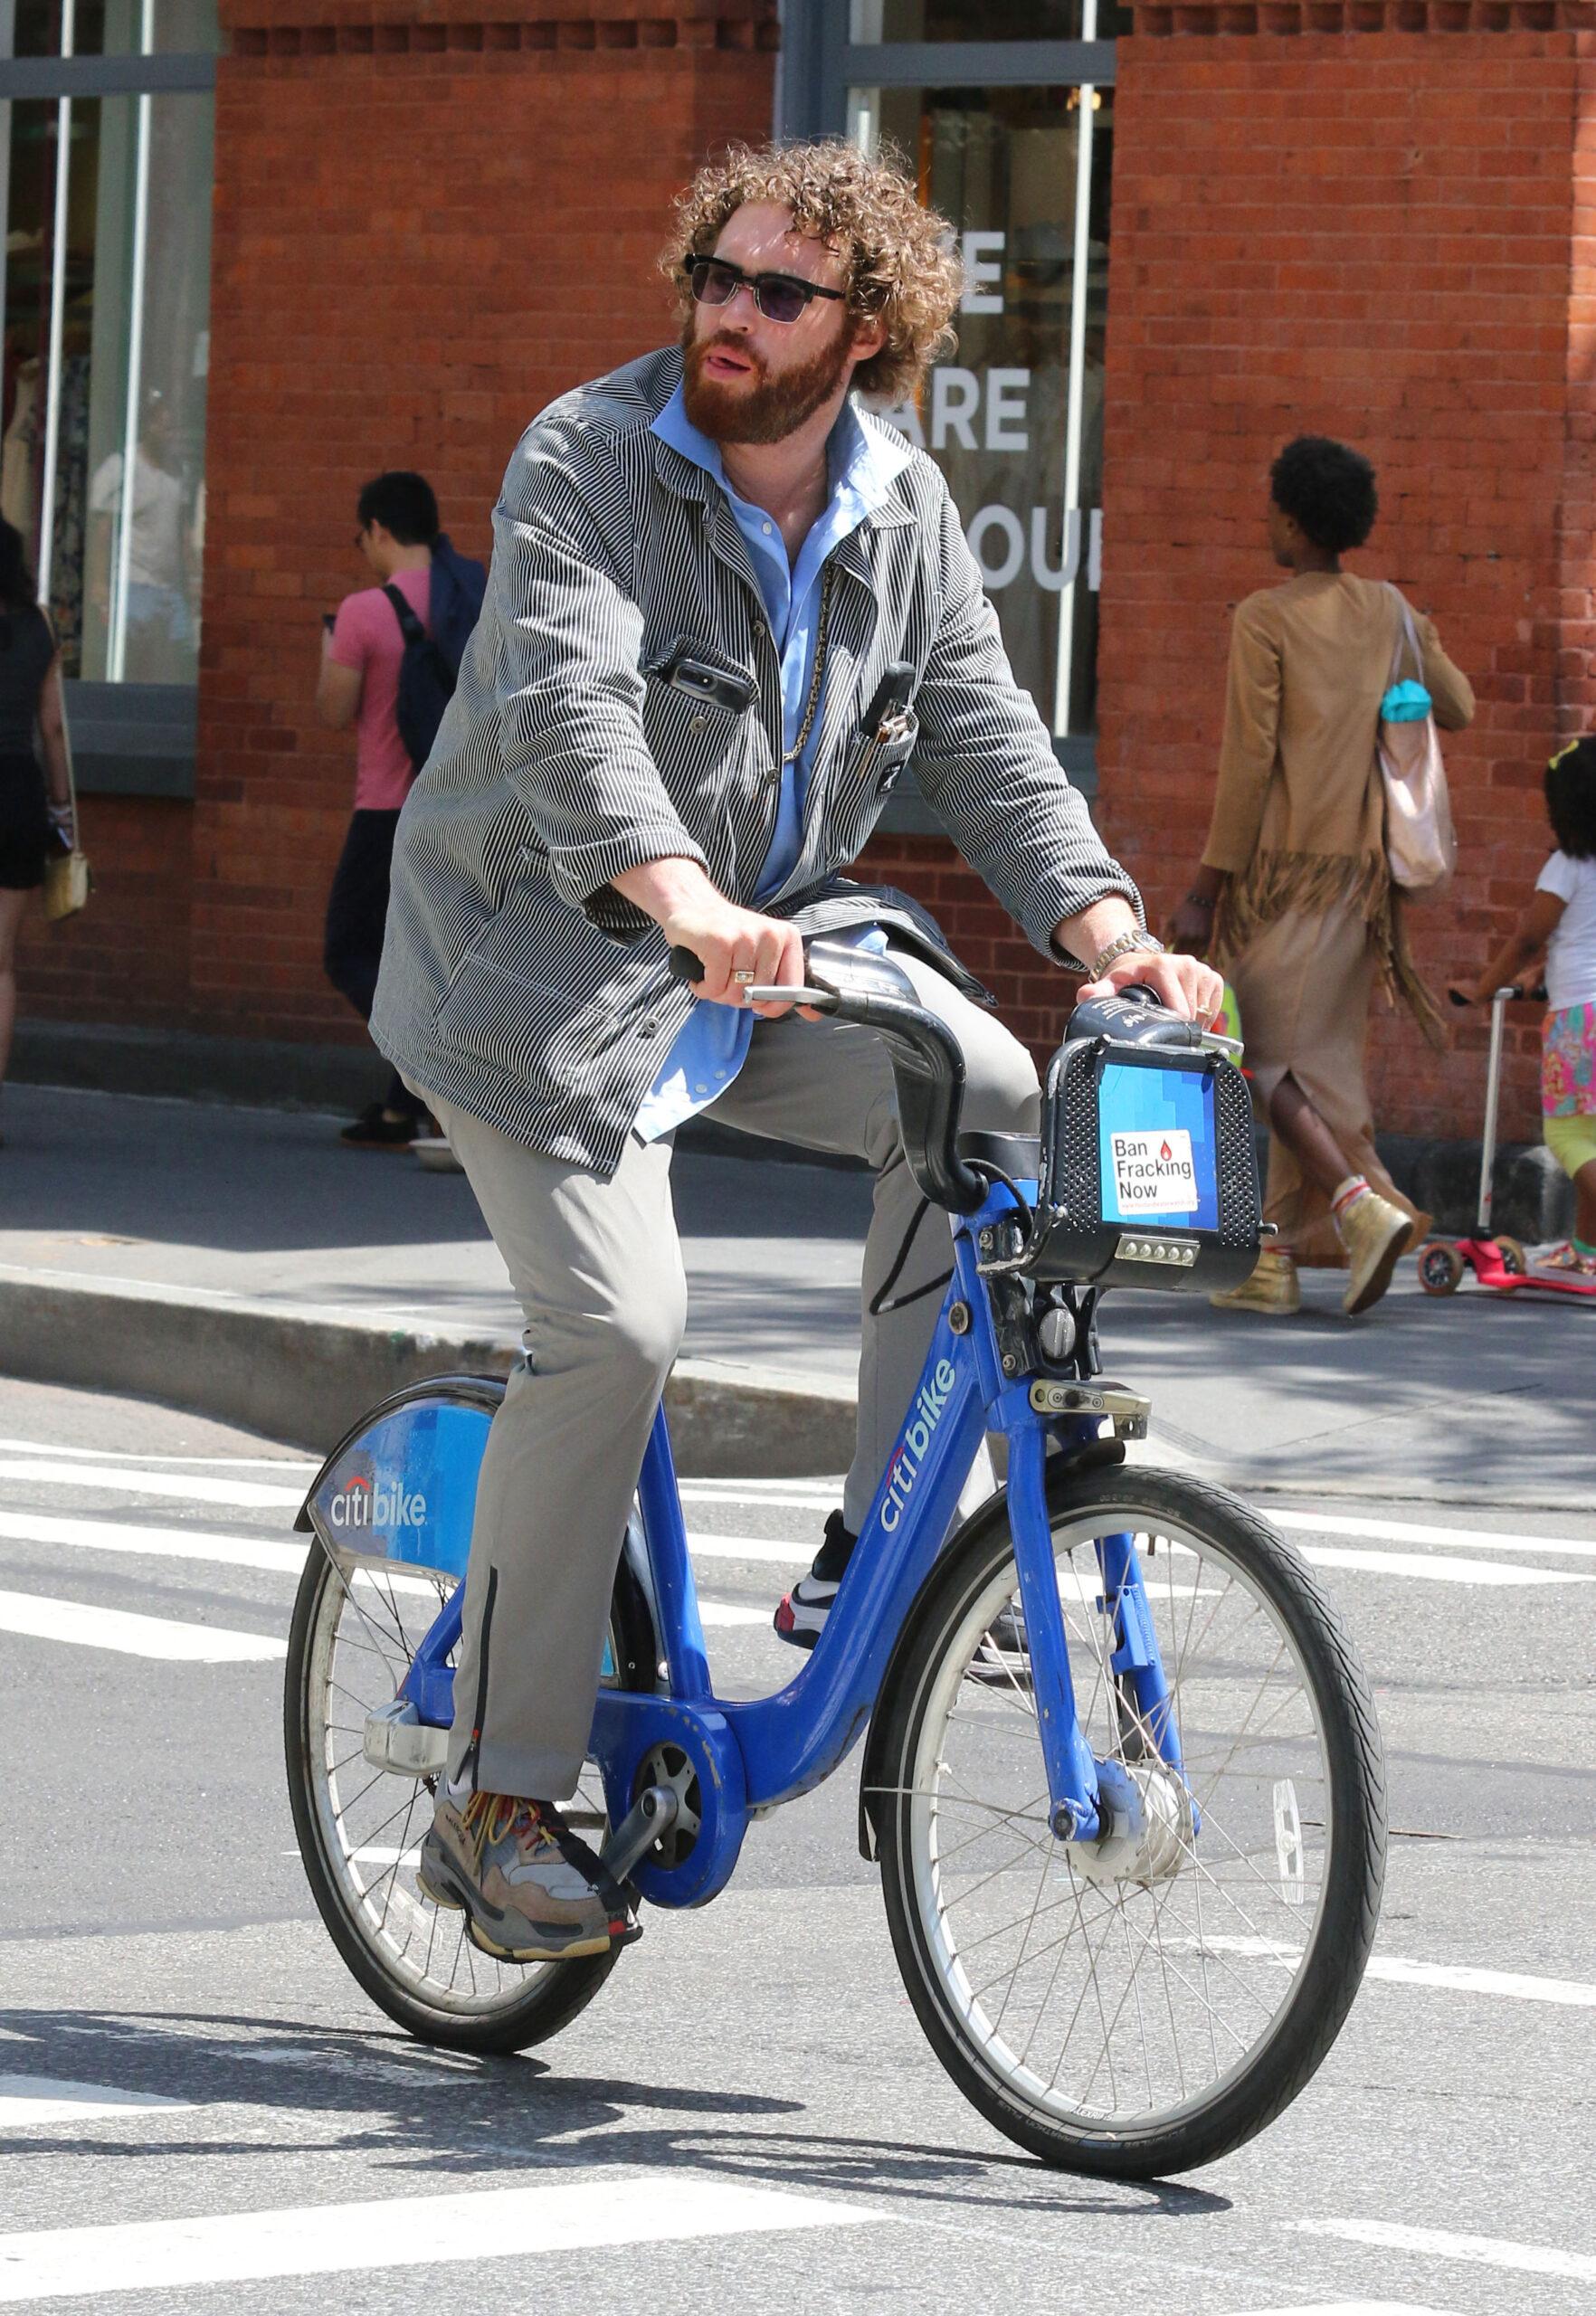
[732,969,756,986]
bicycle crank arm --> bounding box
[600,1783,679,1883]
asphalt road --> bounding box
[0,1372,1592,2313]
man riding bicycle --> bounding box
[371,138,1221,1966]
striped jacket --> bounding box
[372,346,1138,1176]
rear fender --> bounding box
[296,1373,506,1583]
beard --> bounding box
[681,318,855,446]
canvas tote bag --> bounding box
[42,647,89,923]
[1377,584,1457,898]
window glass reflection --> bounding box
[0,81,212,679]
[7,4,221,59]
[855,81,1112,741]
[850,1,1131,42]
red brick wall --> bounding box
[18,8,1591,1156]
[879,21,1588,1142]
[17,1,777,1046]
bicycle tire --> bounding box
[284,1540,657,2055]
[873,1465,1385,2178]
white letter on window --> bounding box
[1031,509,1081,593]
[967,506,1026,591]
[961,231,1005,315]
[931,366,981,452]
[985,368,1031,453]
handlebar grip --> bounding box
[668,945,706,984]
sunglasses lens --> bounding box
[755,279,809,325]
[690,260,737,307]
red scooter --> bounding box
[1417,984,1596,1301]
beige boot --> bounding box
[1338,1190,1411,1315]
[1210,1247,1300,1315]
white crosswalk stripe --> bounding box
[0,2076,192,2129]
[0,1589,285,1661]
[0,2176,876,2301]
[1295,2217,1596,2283]
[0,1458,306,1509]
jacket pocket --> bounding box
[841,708,919,796]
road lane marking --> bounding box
[1271,1508,1596,1560]
[0,1590,284,1662]
[1201,1936,1596,2008]
[1294,2218,1596,2283]
[0,2074,192,2128]
[1286,1545,1593,1587]
[0,1437,316,1473]
[0,1510,309,1575]
[698,1601,767,1627]
[1219,2305,1459,2315]
[0,2176,875,2300]
[0,1459,304,1509]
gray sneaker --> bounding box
[416,1789,638,1962]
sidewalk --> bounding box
[0,1082,1589,1505]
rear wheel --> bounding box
[873,1466,1385,2178]
[284,1542,656,2054]
[1494,1236,1528,1277]
[1417,1240,1465,1296]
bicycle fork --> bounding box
[1002,1409,1190,1852]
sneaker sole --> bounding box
[415,1856,632,1964]
[1343,1220,1408,1315]
[773,1602,822,1651]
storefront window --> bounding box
[850,2,1130,43]
[0,4,214,683]
[853,79,1112,745]
[9,3,221,58]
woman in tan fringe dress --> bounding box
[1173,436,1474,1315]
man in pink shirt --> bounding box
[317,470,446,1148]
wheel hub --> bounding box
[1067,1761,1192,1888]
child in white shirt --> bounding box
[1467,736,1596,1271]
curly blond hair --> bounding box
[664,138,962,408]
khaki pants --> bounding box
[421,949,1039,1800]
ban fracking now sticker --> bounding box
[1109,1128,1199,1213]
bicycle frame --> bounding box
[358,1176,1178,1910]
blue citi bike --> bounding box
[284,946,1385,2178]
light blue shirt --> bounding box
[633,385,909,1140]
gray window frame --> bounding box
[777,4,1116,832]
[0,43,218,799]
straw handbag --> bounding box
[42,651,89,923]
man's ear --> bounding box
[850,313,888,365]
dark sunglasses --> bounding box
[683,253,848,327]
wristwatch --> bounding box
[1087,930,1165,982]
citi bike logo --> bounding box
[326,1473,428,1531]
[881,1359,956,1531]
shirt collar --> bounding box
[650,379,912,527]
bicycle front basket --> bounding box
[1024,1033,1262,1293]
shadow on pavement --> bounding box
[0,2008,1231,2217]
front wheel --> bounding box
[872,1466,1385,2178]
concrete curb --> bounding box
[1,1264,1588,1516]
[0,1265,857,1476]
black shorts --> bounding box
[0,751,48,891]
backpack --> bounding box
[383,534,486,774]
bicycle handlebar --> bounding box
[665,940,1221,1217]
